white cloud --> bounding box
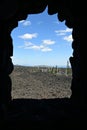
[55,28,73,42]
[29,45,41,50]
[41,47,52,52]
[55,32,66,36]
[19,20,31,26]
[42,39,55,45]
[24,42,33,46]
[19,20,25,23]
[18,33,38,40]
[18,39,54,52]
[64,28,72,33]
[23,44,52,52]
[23,21,31,26]
[55,28,72,36]
[63,34,73,42]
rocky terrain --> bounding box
[10,65,72,99]
[1,66,84,128]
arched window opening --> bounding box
[11,8,73,99]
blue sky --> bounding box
[11,7,73,67]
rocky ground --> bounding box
[10,66,72,99]
[1,66,84,128]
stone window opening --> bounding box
[11,12,73,100]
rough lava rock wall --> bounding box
[0,0,87,110]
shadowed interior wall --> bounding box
[0,0,87,108]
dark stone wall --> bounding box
[0,0,87,108]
